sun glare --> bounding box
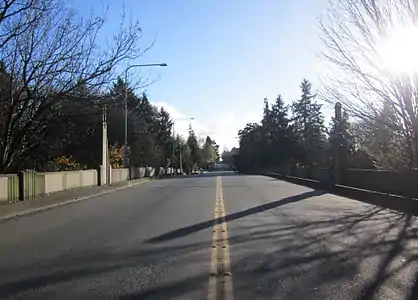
[378,25,418,75]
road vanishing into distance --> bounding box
[1,172,418,299]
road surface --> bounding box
[0,173,418,299]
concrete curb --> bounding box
[0,178,153,223]
[262,172,418,216]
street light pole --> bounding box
[172,122,175,168]
[123,63,167,169]
[179,143,183,174]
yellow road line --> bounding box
[206,176,234,300]
[207,178,219,300]
[219,177,234,300]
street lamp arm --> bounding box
[123,63,168,87]
[125,63,167,74]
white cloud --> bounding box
[152,101,193,140]
[196,111,260,152]
[152,101,261,152]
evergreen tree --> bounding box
[351,103,410,169]
[329,108,354,169]
[237,123,263,170]
[129,93,160,166]
[292,79,326,166]
[203,136,220,169]
[260,98,273,166]
[221,147,239,168]
[155,108,173,167]
[187,124,200,170]
[268,95,294,165]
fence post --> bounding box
[18,171,24,200]
[8,175,19,202]
[108,165,112,184]
[97,166,102,186]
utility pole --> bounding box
[333,102,342,185]
[123,83,129,169]
[101,105,108,185]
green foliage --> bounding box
[109,144,124,168]
[106,82,174,168]
[49,156,84,171]
[236,77,414,172]
[187,125,200,168]
[328,109,354,168]
[221,147,239,168]
[291,79,326,166]
[202,136,219,169]
[349,104,411,169]
[236,79,327,171]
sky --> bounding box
[71,0,330,151]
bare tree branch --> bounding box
[319,0,418,167]
[0,0,151,172]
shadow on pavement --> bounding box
[119,273,208,299]
[2,195,418,299]
[0,239,211,299]
[143,187,418,299]
[3,173,418,299]
[227,204,418,300]
[3,203,418,299]
[146,190,325,243]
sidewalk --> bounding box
[0,178,153,222]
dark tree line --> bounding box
[235,79,391,172]
[235,79,327,171]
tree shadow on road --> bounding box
[0,189,328,298]
[0,238,212,299]
[227,204,418,299]
[143,190,418,299]
[146,190,325,243]
[118,273,209,299]
[2,189,418,299]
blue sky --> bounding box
[71,0,329,151]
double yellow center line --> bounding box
[206,176,234,300]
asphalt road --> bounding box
[0,173,418,299]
